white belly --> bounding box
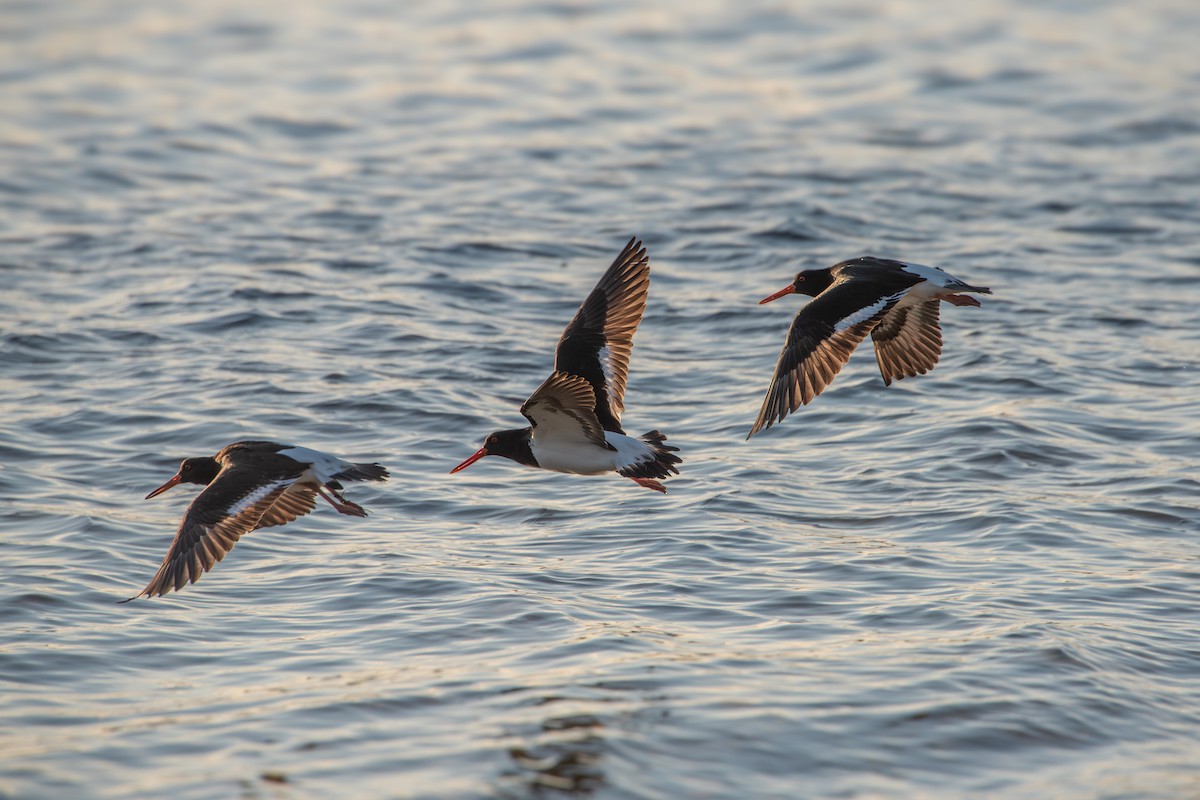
[531,431,653,475]
[895,284,935,310]
[533,440,619,475]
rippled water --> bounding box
[3,1,1199,797]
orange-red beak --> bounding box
[759,284,796,304]
[145,472,183,499]
[449,447,488,474]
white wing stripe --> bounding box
[225,479,292,516]
[834,292,903,332]
[596,344,623,414]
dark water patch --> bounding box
[0,647,116,686]
[151,170,210,184]
[1057,222,1163,237]
[231,286,319,302]
[480,40,576,64]
[302,209,382,233]
[1035,200,1076,214]
[180,309,280,333]
[167,137,225,154]
[502,721,607,795]
[972,374,1070,396]
[78,167,138,190]
[0,178,32,194]
[250,116,353,139]
[236,235,322,253]
[1094,313,1151,329]
[804,47,880,76]
[421,240,566,261]
[861,127,975,149]
[44,231,104,251]
[322,258,385,272]
[321,370,376,385]
[25,407,151,438]
[1060,116,1200,147]
[918,68,980,91]
[1,331,106,363]
[752,219,822,242]
[1089,503,1195,530]
[211,21,276,39]
[95,328,167,346]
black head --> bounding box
[145,456,221,499]
[792,268,835,296]
[178,456,221,485]
[449,428,536,474]
[760,268,834,304]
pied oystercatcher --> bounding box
[749,256,991,438]
[450,237,682,492]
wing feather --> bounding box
[553,237,650,433]
[871,301,943,386]
[126,468,300,600]
[521,371,609,449]
[255,484,319,529]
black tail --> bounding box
[619,430,682,480]
[331,462,390,483]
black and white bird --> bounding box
[749,256,991,438]
[125,441,388,600]
[450,237,681,492]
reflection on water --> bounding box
[506,713,607,795]
[2,0,1200,798]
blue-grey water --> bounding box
[2,1,1199,798]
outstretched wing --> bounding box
[255,483,319,529]
[553,237,650,434]
[871,300,943,386]
[748,279,910,437]
[125,466,302,600]
[521,371,609,449]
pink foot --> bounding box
[317,486,368,517]
[333,500,368,517]
[631,477,667,493]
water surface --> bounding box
[2,1,1199,798]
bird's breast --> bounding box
[530,439,618,475]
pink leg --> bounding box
[317,485,368,517]
[631,477,667,494]
[942,294,981,307]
